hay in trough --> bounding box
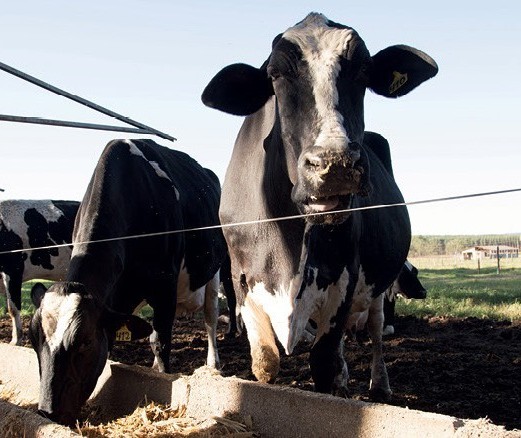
[78,401,257,437]
[0,382,35,409]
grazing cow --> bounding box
[29,139,227,425]
[382,261,427,336]
[0,199,79,345]
[202,12,437,398]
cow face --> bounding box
[394,261,427,299]
[29,282,152,426]
[202,13,437,224]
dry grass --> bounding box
[0,382,35,409]
[78,401,257,438]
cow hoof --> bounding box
[382,325,395,336]
[251,346,280,383]
[369,387,392,403]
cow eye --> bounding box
[78,339,92,353]
[356,61,372,83]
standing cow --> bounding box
[202,13,437,399]
[29,139,227,425]
[0,199,79,345]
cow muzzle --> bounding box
[293,142,369,224]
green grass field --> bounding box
[1,257,520,322]
[400,257,521,321]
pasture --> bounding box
[0,257,520,431]
[2,256,520,321]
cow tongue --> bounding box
[308,196,339,212]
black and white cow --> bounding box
[0,199,79,345]
[202,13,437,398]
[382,261,427,336]
[29,139,227,425]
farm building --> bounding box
[461,245,519,260]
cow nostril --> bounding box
[304,154,324,170]
[304,156,322,169]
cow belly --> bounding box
[22,248,72,282]
[176,264,205,316]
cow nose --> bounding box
[302,142,361,174]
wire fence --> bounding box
[1,60,520,272]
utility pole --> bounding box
[496,244,501,275]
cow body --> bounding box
[203,13,437,398]
[0,199,79,344]
[29,139,227,424]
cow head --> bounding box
[393,261,427,299]
[202,12,437,224]
[28,282,152,426]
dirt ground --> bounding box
[2,314,520,431]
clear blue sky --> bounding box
[1,1,520,236]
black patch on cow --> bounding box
[363,132,394,178]
[24,208,60,270]
[0,224,23,258]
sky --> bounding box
[1,1,520,236]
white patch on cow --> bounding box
[22,247,72,281]
[246,266,351,355]
[125,140,180,200]
[247,280,300,354]
[404,260,413,272]
[283,13,354,146]
[346,267,376,333]
[203,271,220,368]
[175,259,205,316]
[0,200,64,245]
[41,291,82,353]
[310,268,351,344]
[0,200,72,281]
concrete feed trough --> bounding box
[0,343,518,437]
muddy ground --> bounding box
[2,314,520,431]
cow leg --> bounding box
[3,273,23,346]
[241,296,280,383]
[367,293,392,402]
[204,272,220,369]
[222,271,238,338]
[382,292,396,336]
[149,282,177,373]
[309,328,349,396]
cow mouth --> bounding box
[302,194,352,224]
[306,195,340,212]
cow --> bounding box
[28,139,227,425]
[0,199,79,345]
[202,12,437,399]
[382,261,427,336]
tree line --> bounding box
[409,234,521,257]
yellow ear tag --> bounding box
[389,71,408,94]
[115,324,132,342]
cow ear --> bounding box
[30,282,48,309]
[102,310,153,341]
[202,63,274,116]
[369,45,438,98]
